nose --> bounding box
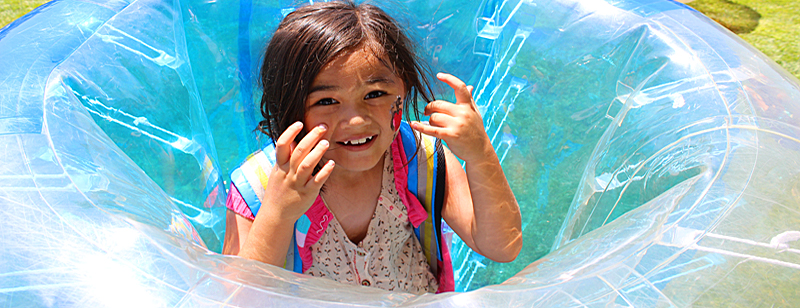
[338,101,372,129]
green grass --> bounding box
[687,0,800,80]
[0,0,47,28]
[687,0,760,34]
[733,0,800,80]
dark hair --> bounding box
[257,0,435,142]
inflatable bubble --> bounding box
[2,0,799,305]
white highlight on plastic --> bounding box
[769,231,800,250]
[77,228,164,307]
[80,255,162,308]
[672,94,685,108]
[662,228,800,270]
[97,25,181,69]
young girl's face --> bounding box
[304,47,406,173]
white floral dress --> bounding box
[304,152,439,294]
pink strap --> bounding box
[225,183,255,220]
[437,231,455,293]
[298,196,331,272]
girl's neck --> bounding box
[321,155,384,213]
[326,155,385,188]
[320,155,385,244]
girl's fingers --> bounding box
[424,100,458,116]
[427,112,458,129]
[410,121,450,139]
[309,159,335,189]
[436,73,473,107]
[275,122,303,165]
[295,139,329,182]
[289,124,327,169]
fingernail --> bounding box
[292,121,303,128]
[327,160,335,167]
[316,124,327,131]
[319,140,329,147]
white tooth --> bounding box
[346,136,371,145]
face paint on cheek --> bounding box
[390,95,402,131]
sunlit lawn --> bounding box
[0,0,46,27]
[687,0,800,80]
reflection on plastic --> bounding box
[1,0,799,306]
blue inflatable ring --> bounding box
[2,0,799,306]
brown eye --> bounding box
[364,91,385,100]
[315,98,338,106]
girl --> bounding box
[223,1,521,294]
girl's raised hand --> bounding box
[411,74,522,263]
[411,73,490,163]
[262,122,335,221]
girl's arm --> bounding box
[223,122,334,266]
[222,209,252,255]
[410,73,522,262]
[439,146,522,262]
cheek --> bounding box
[373,103,399,130]
[303,112,327,129]
[303,114,335,142]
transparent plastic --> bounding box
[1,0,798,306]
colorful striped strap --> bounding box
[394,123,447,273]
[229,145,276,216]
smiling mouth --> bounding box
[339,135,375,146]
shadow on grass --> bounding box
[689,0,760,34]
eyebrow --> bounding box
[308,76,396,94]
[308,84,339,94]
[366,76,395,85]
